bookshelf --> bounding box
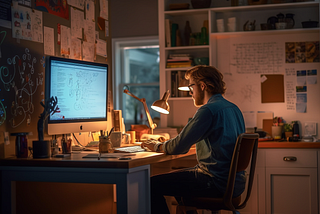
[158,0,320,129]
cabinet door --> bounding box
[266,167,318,214]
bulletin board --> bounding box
[0,0,111,135]
[261,74,284,103]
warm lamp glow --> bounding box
[178,78,189,91]
[178,86,189,91]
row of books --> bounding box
[166,53,193,68]
[171,70,191,98]
[166,19,180,47]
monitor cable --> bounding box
[72,133,84,147]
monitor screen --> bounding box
[45,56,108,135]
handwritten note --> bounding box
[230,41,284,74]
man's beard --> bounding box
[193,89,205,107]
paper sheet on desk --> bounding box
[82,153,136,158]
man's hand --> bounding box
[141,139,163,152]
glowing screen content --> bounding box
[46,56,108,135]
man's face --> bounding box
[189,78,205,107]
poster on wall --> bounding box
[11,2,43,43]
[285,41,319,63]
[35,0,69,20]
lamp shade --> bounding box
[151,90,170,114]
[178,78,189,91]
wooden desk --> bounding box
[0,149,196,214]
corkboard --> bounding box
[261,74,284,103]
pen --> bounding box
[109,127,114,136]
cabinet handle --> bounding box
[283,156,297,161]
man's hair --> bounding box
[185,65,226,95]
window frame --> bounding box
[112,36,159,126]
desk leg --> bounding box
[116,165,150,214]
[1,171,16,214]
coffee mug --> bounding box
[122,133,130,145]
[110,132,130,147]
[110,132,122,147]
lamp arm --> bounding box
[123,89,157,134]
[123,89,144,102]
[141,98,157,134]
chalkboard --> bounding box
[0,27,45,135]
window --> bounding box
[112,37,159,131]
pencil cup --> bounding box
[99,136,112,153]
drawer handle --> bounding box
[283,156,297,161]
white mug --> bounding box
[228,17,236,32]
[110,132,130,147]
[110,132,122,147]
[216,19,225,32]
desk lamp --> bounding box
[123,89,170,134]
[178,78,189,91]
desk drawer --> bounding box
[266,149,317,168]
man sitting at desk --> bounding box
[141,65,246,214]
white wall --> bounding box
[217,32,320,138]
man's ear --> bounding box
[201,82,206,91]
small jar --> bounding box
[99,137,113,153]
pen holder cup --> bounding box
[99,137,113,153]
[33,141,51,158]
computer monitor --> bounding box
[45,56,108,135]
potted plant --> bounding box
[33,96,59,158]
[284,122,294,139]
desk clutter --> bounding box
[244,112,319,143]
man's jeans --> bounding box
[151,165,223,214]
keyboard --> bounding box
[114,146,146,153]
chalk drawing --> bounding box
[1,48,43,128]
[0,100,6,126]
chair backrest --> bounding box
[224,133,259,209]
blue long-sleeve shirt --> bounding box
[162,94,246,196]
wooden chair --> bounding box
[177,133,259,214]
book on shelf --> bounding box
[165,19,171,47]
[169,54,192,58]
[171,70,178,97]
[171,23,178,47]
[168,54,193,61]
[170,70,191,98]
[166,61,193,68]
[166,54,193,68]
